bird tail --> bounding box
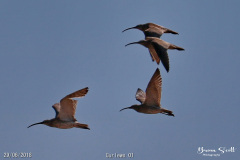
[75,123,90,130]
[161,108,175,117]
[165,29,178,35]
[169,44,184,51]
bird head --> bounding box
[27,120,51,128]
[120,105,139,112]
[27,121,44,128]
[125,40,148,47]
[122,24,148,32]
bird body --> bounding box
[29,118,89,129]
[120,68,174,116]
[127,104,164,114]
[125,37,184,72]
[122,23,178,38]
[147,37,184,50]
[45,119,76,129]
[28,87,90,130]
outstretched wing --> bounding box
[144,68,162,107]
[151,40,169,72]
[64,87,89,99]
[57,87,88,121]
[58,99,78,121]
[135,88,146,104]
[52,103,61,118]
[148,44,160,64]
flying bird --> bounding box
[125,37,184,72]
[120,68,174,116]
[28,87,90,130]
[122,23,178,38]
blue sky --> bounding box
[0,0,240,159]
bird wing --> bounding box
[151,38,170,49]
[150,39,170,72]
[52,103,61,118]
[63,87,89,99]
[148,23,179,35]
[135,88,146,104]
[58,98,78,121]
[57,87,88,121]
[144,27,164,38]
[148,23,164,29]
[148,44,160,64]
[165,28,179,35]
[144,68,162,107]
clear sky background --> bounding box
[0,0,240,159]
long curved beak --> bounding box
[27,121,43,128]
[125,41,139,47]
[122,27,136,32]
[120,107,131,112]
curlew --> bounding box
[120,68,174,116]
[122,23,178,38]
[28,87,90,130]
[125,37,184,72]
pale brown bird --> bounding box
[125,37,184,72]
[120,68,174,116]
[28,87,90,130]
[122,23,178,38]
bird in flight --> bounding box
[125,37,184,72]
[120,68,174,116]
[122,23,178,38]
[28,87,90,130]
